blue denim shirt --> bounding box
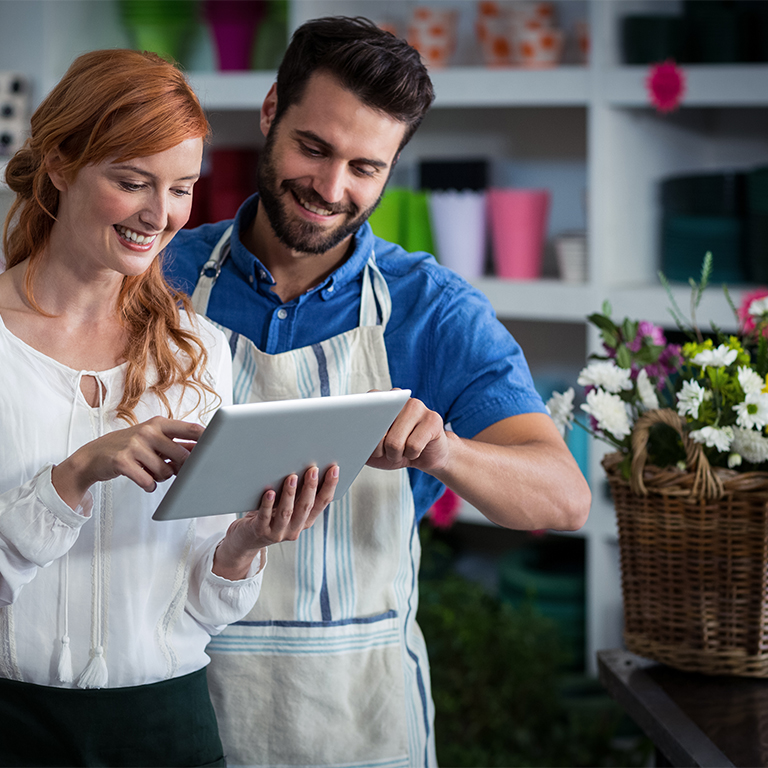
[165,193,546,521]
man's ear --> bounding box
[46,150,68,192]
[260,83,278,138]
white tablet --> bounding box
[152,389,411,521]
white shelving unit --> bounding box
[2,0,768,675]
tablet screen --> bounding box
[152,389,411,521]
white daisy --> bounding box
[577,361,632,394]
[676,379,708,419]
[749,296,768,318]
[731,427,768,464]
[689,425,734,453]
[546,388,575,438]
[738,366,765,396]
[581,388,632,440]
[636,369,659,411]
[734,392,768,430]
[691,344,738,368]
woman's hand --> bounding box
[51,416,203,511]
[212,464,339,581]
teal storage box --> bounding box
[661,214,746,283]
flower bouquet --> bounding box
[549,253,768,677]
[549,253,768,480]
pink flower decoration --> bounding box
[738,288,768,335]
[428,487,462,529]
[646,60,686,113]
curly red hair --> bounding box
[3,49,215,423]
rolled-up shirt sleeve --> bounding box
[0,464,91,605]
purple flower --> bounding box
[644,344,682,389]
[627,321,667,352]
[660,343,682,373]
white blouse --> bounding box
[0,311,263,688]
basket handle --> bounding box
[629,408,724,499]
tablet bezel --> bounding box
[152,389,411,521]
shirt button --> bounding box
[249,274,254,284]
[277,308,288,320]
[327,285,334,292]
[259,270,267,280]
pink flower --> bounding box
[646,60,686,113]
[739,288,768,335]
[428,488,462,529]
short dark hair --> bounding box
[275,16,435,151]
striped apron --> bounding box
[191,227,436,768]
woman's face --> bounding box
[49,137,203,279]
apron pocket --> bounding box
[207,612,410,767]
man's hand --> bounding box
[367,396,450,473]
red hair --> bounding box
[3,49,215,423]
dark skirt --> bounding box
[0,667,225,767]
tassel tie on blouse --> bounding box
[57,371,112,689]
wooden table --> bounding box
[598,648,768,767]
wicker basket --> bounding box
[604,408,768,677]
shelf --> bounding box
[471,278,596,322]
[603,65,768,108]
[188,71,277,111]
[188,66,591,112]
[472,279,747,331]
[429,66,590,108]
[190,64,768,113]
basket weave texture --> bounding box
[604,408,768,677]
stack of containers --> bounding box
[0,72,30,160]
[747,168,768,284]
[406,6,459,69]
[497,536,586,672]
[622,1,768,64]
[421,160,488,280]
[475,1,563,68]
[203,0,266,71]
[367,188,435,256]
[118,0,200,66]
[659,171,748,283]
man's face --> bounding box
[257,72,407,255]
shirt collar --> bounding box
[229,193,375,300]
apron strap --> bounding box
[190,225,233,316]
[359,250,392,330]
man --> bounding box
[166,16,591,767]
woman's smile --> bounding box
[113,224,159,250]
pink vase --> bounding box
[487,188,550,279]
[204,0,265,71]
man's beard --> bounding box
[257,128,384,255]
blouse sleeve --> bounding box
[185,529,264,634]
[0,464,91,605]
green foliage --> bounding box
[659,250,713,341]
[757,335,768,380]
[417,529,651,767]
[646,422,686,469]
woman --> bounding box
[0,49,337,766]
